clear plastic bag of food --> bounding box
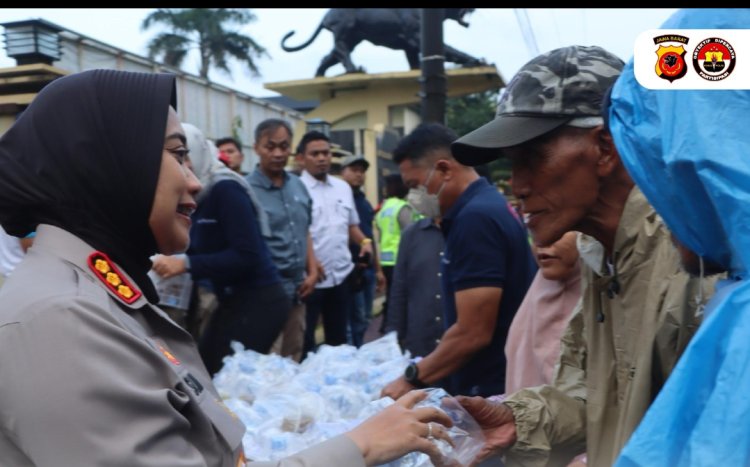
[385,387,486,467]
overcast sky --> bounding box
[0,8,680,98]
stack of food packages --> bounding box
[214,332,485,466]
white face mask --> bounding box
[407,166,444,218]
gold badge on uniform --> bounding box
[87,251,142,304]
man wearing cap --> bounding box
[340,154,386,347]
[452,45,712,466]
[381,122,537,401]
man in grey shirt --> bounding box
[247,119,320,362]
[384,216,446,359]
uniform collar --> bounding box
[33,224,149,309]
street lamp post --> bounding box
[420,8,446,124]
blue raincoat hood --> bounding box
[610,8,750,278]
[610,8,750,467]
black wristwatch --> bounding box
[404,362,428,388]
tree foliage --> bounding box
[446,89,511,183]
[446,89,498,138]
[142,8,267,80]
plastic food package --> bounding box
[148,254,193,310]
[215,333,485,466]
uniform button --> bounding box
[435,316,441,322]
[285,203,289,207]
[435,338,441,344]
[437,272,442,277]
[439,252,444,256]
[435,294,441,299]
[290,222,295,226]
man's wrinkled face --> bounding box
[507,126,601,247]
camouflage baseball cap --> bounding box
[452,45,624,166]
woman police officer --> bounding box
[0,69,450,466]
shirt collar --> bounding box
[443,177,490,222]
[417,217,440,230]
[250,166,288,189]
[301,170,332,187]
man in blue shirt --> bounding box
[247,119,320,362]
[382,123,537,398]
[340,154,385,347]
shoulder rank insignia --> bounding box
[87,251,142,304]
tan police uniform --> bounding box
[0,224,365,467]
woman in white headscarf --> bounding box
[152,123,290,376]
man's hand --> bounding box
[455,396,517,465]
[151,255,187,279]
[376,269,386,293]
[297,268,318,299]
[315,259,326,282]
[381,376,416,400]
[360,240,374,259]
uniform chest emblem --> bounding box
[156,342,182,366]
[87,251,142,304]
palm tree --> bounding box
[142,8,267,80]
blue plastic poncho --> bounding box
[609,8,750,467]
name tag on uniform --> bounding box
[183,372,204,396]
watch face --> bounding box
[405,363,417,381]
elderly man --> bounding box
[451,45,714,466]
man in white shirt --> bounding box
[298,131,373,357]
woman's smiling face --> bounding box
[148,107,201,255]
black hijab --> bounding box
[0,69,177,303]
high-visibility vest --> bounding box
[375,197,420,266]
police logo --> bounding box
[653,35,689,83]
[693,37,736,81]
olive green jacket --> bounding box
[503,187,714,467]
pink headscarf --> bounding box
[504,262,581,394]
